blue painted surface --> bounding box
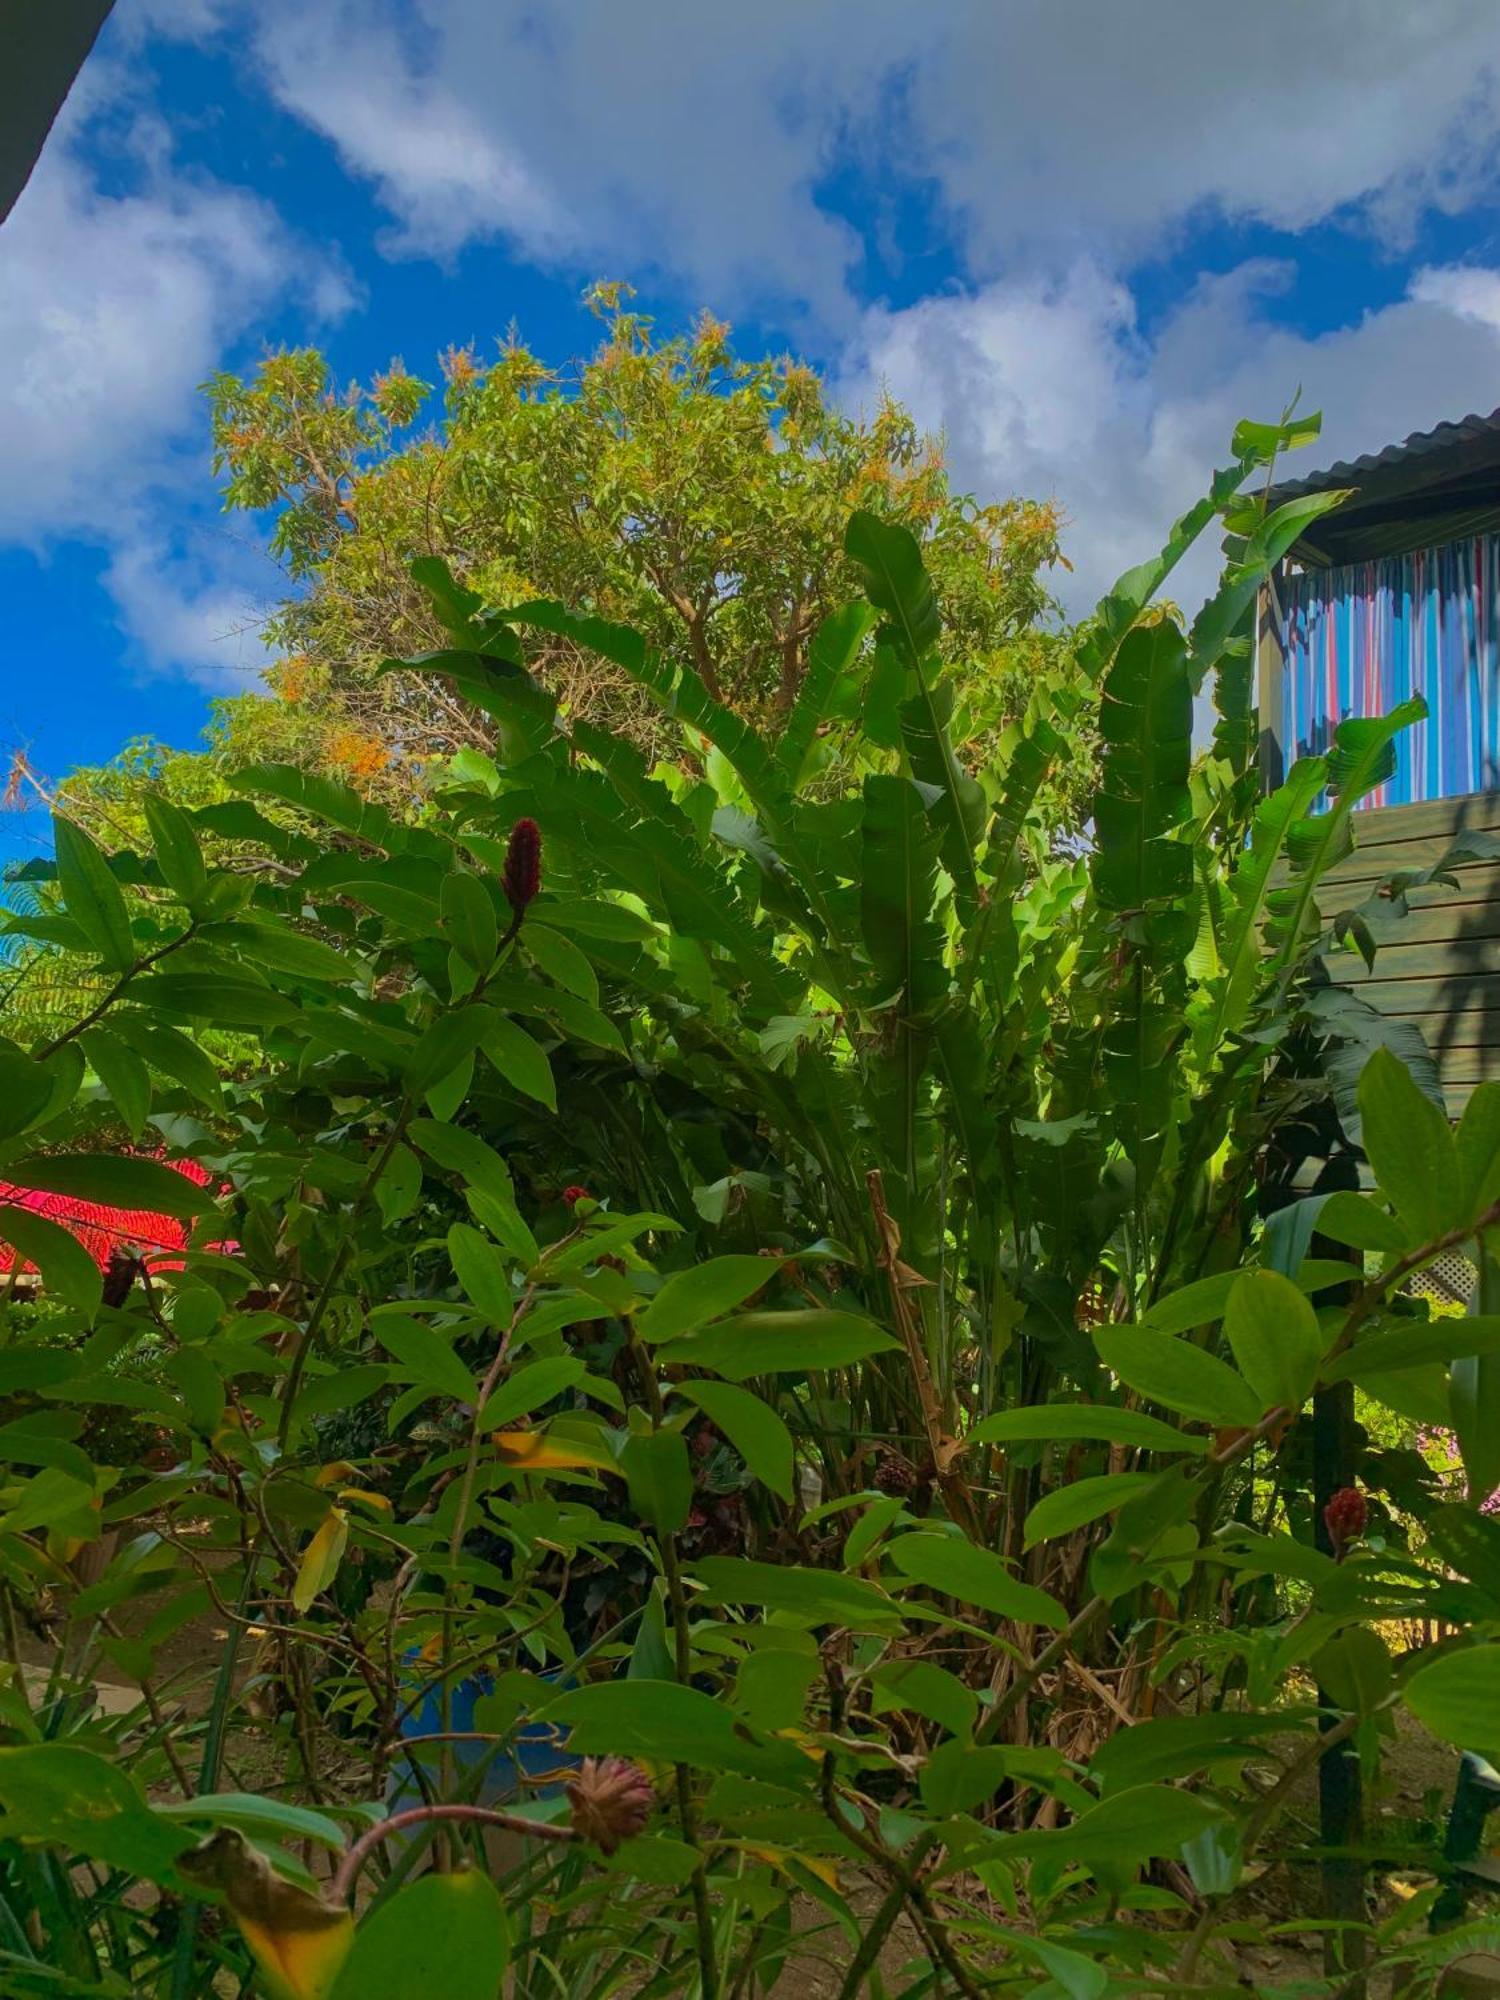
[388,1664,578,1813]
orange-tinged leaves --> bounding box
[491,1429,619,1474]
[181,1831,353,2000]
[293,1508,348,1613]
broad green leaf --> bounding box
[1323,1316,1500,1385]
[8,1151,214,1220]
[0,1743,191,1885]
[413,1123,535,1261]
[621,1426,693,1534]
[1423,1505,1500,1603]
[447,1221,518,1321]
[542,1678,805,1782]
[477,1356,585,1430]
[329,1867,510,2000]
[965,1406,1206,1455]
[1023,1472,1162,1549]
[667,1308,899,1379]
[675,1381,795,1500]
[1223,1268,1322,1412]
[374,1142,423,1226]
[480,1013,556,1110]
[524,923,599,1006]
[1403,1646,1500,1753]
[1089,1712,1286,1792]
[859,775,947,1015]
[869,1659,978,1740]
[1095,1326,1264,1428]
[886,1531,1067,1629]
[211,922,353,983]
[54,814,135,972]
[110,1016,223,1107]
[82,1027,151,1140]
[143,793,209,908]
[1359,1046,1459,1245]
[1307,1189,1409,1254]
[636,1256,777,1343]
[405,1007,495,1097]
[0,1200,101,1312]
[920,1742,1017,1816]
[777,600,878,783]
[0,1047,57,1140]
[131,973,300,1028]
[440,871,499,973]
[372,1315,476,1404]
[692,1557,900,1629]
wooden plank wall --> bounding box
[1314,791,1500,1114]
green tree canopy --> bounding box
[204,284,1080,803]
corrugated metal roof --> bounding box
[1265,407,1500,506]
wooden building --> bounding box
[1258,412,1500,1114]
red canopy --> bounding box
[0,1157,215,1274]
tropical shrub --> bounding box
[0,416,1497,1998]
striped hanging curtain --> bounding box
[1280,532,1500,807]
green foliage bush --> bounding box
[2,413,1499,1998]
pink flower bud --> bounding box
[1323,1485,1367,1556]
[565,1756,655,1855]
[502,817,542,913]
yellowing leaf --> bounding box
[292,1509,349,1614]
[312,1461,359,1489]
[741,1843,839,1890]
[491,1429,619,1474]
[182,1830,353,2000]
[334,1486,392,1514]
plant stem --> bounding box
[331,1802,577,1905]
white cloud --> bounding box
[844,260,1500,619]
[0,95,348,685]
[235,0,1500,320]
[104,532,277,692]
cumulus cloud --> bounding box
[844,260,1500,618]
[237,0,1500,318]
[0,90,349,684]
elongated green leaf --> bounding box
[110,1015,223,1107]
[965,1406,1206,1454]
[693,1557,899,1628]
[621,1426,693,1534]
[1095,1326,1264,1427]
[860,776,947,1014]
[886,1531,1067,1629]
[372,1315,475,1404]
[131,974,299,1028]
[477,1356,584,1430]
[1023,1472,1161,1549]
[82,1027,151,1140]
[446,1222,517,1322]
[1091,621,1193,917]
[440,871,499,973]
[637,1256,778,1344]
[668,1308,899,1379]
[143,794,209,909]
[53,814,136,972]
[8,1151,213,1220]
[0,1203,103,1315]
[524,924,599,1006]
[541,1678,804,1783]
[675,1381,795,1501]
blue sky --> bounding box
[5,1,1500,863]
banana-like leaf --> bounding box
[777,601,878,785]
[1189,487,1351,683]
[1090,622,1193,923]
[843,511,940,660]
[1269,698,1426,970]
[1193,756,1328,1061]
